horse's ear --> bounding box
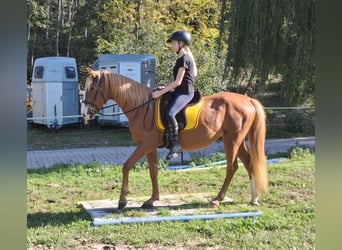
[86,67,99,78]
[86,67,94,75]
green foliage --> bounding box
[27,0,315,107]
[189,151,226,166]
[288,145,314,160]
[285,110,315,134]
[224,0,315,106]
[27,0,226,96]
[134,158,169,170]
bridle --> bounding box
[83,72,107,116]
[83,72,155,130]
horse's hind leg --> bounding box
[238,141,259,206]
[211,136,240,208]
[211,159,239,208]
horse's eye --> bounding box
[90,79,98,91]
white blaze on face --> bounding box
[81,102,90,123]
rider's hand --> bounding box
[152,90,162,99]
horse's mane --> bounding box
[85,71,152,108]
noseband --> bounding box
[83,72,107,115]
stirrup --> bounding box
[166,151,179,160]
[165,143,181,160]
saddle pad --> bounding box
[156,97,203,131]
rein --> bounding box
[106,96,155,131]
[98,97,153,117]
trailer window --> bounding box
[65,67,76,78]
[34,66,44,79]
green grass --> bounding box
[27,124,135,150]
[27,151,315,249]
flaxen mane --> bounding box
[85,71,152,109]
[106,73,151,108]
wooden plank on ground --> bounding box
[81,193,262,226]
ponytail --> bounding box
[184,46,198,77]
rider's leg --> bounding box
[165,116,181,160]
[165,93,194,160]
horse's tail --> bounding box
[248,98,268,194]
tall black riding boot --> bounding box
[165,122,181,160]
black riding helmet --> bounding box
[167,30,191,46]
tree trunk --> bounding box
[56,0,63,56]
[67,0,76,57]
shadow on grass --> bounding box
[85,199,247,219]
[117,200,236,213]
[27,206,91,228]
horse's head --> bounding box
[81,67,109,123]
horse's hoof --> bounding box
[210,200,220,208]
[224,197,234,203]
[118,200,127,210]
[250,200,259,207]
[141,202,154,209]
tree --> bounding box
[223,0,315,106]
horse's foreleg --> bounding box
[119,146,147,209]
[141,150,159,209]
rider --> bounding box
[152,30,198,160]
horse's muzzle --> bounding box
[81,103,96,124]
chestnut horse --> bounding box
[81,68,268,209]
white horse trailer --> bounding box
[31,57,80,129]
[92,54,156,126]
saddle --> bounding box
[155,90,203,132]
